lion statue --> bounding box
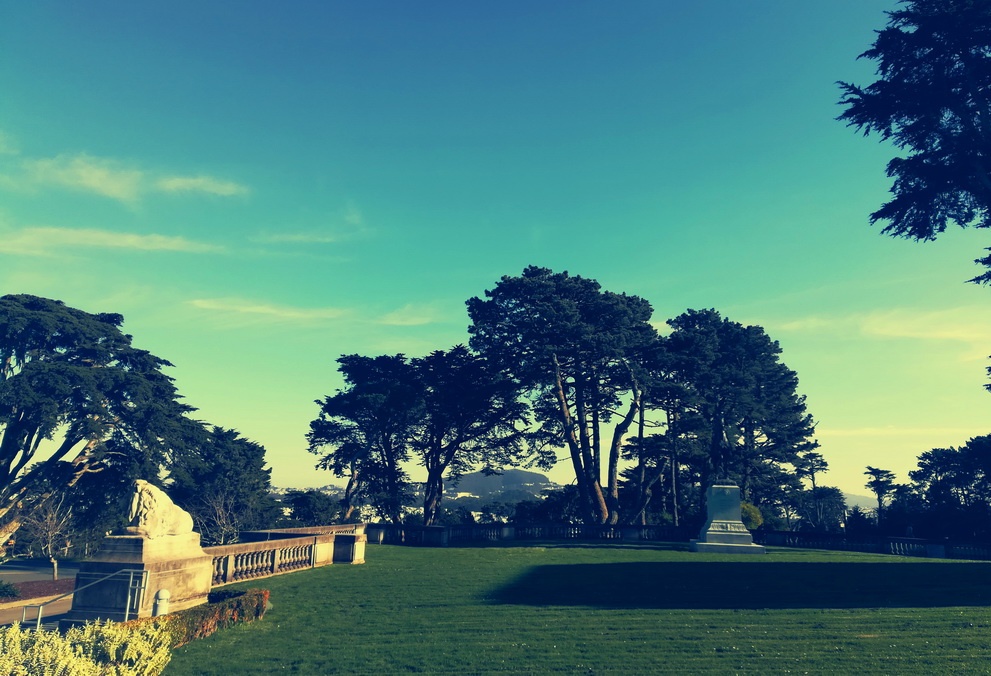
[125,479,195,538]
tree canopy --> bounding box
[168,425,281,544]
[0,294,193,541]
[838,0,991,283]
[307,354,421,524]
[308,347,531,525]
[467,266,657,524]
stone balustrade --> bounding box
[204,524,367,587]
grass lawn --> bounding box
[165,543,991,674]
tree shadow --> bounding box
[489,561,991,609]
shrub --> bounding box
[0,617,177,676]
[741,502,763,530]
[0,579,20,600]
[168,588,270,647]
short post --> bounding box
[153,589,171,617]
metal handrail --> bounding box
[21,568,148,630]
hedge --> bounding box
[157,588,271,647]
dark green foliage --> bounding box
[309,347,531,526]
[898,434,991,538]
[838,0,991,284]
[165,588,270,647]
[512,485,586,524]
[467,266,658,525]
[844,505,877,535]
[865,466,898,523]
[663,309,818,507]
[0,294,193,539]
[0,578,19,599]
[793,486,848,533]
[308,354,420,524]
[283,489,341,526]
[413,345,530,526]
[169,426,281,545]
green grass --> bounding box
[165,543,991,674]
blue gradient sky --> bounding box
[1,2,988,496]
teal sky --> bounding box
[1,1,988,497]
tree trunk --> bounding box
[422,469,444,526]
[552,355,608,523]
[605,383,641,525]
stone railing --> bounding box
[204,524,367,587]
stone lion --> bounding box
[125,479,195,538]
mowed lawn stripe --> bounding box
[165,544,991,674]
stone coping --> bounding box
[203,534,333,557]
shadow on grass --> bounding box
[490,561,991,609]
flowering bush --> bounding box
[0,617,177,676]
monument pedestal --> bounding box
[691,485,765,555]
[66,533,213,622]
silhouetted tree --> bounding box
[663,309,818,505]
[467,266,657,524]
[838,0,991,283]
[865,466,897,524]
[411,346,531,526]
[308,354,420,524]
[0,294,193,544]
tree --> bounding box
[168,426,280,545]
[793,486,847,533]
[663,309,818,507]
[18,493,73,580]
[838,0,991,283]
[908,435,991,538]
[308,354,421,524]
[0,294,193,543]
[467,266,657,524]
[865,465,897,524]
[412,346,530,526]
[283,489,341,526]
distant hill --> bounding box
[844,493,876,511]
[447,469,559,498]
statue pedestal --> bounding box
[691,485,765,555]
[66,533,213,622]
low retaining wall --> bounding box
[364,523,991,560]
[365,523,690,546]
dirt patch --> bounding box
[13,578,74,600]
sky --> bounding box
[1,1,988,498]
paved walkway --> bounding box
[0,559,79,626]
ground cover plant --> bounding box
[165,544,991,674]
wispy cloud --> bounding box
[188,298,349,323]
[23,155,144,202]
[770,307,991,349]
[3,226,222,256]
[377,304,444,326]
[155,175,249,196]
[860,308,991,344]
[253,232,341,245]
[252,204,370,247]
[2,152,248,203]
